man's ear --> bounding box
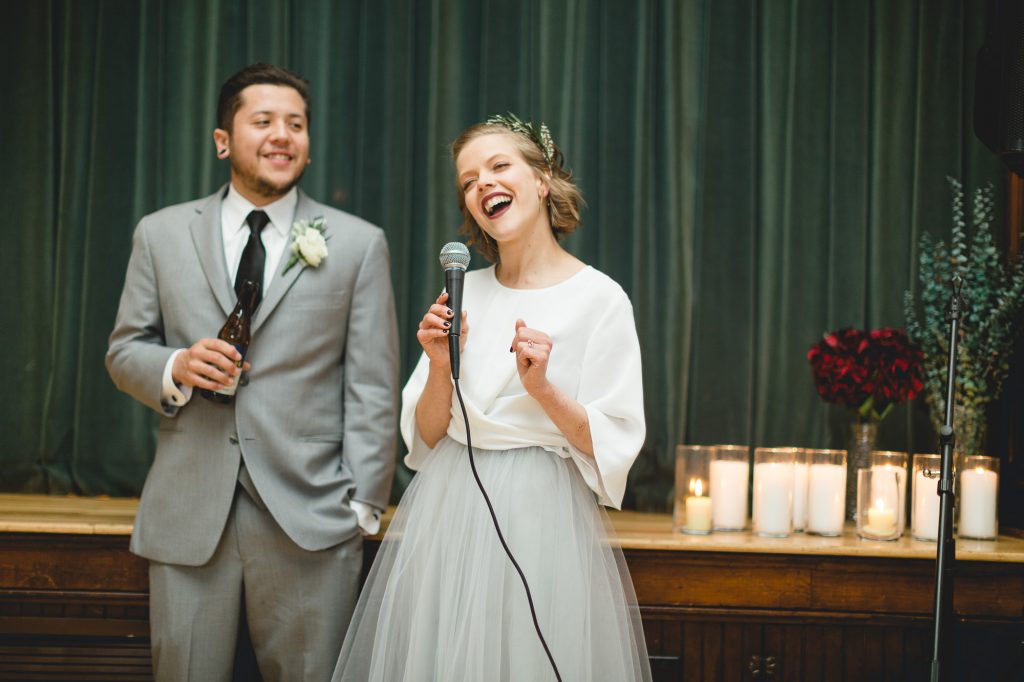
[213,128,230,158]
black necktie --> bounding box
[235,210,270,307]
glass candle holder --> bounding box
[857,467,903,541]
[805,449,847,536]
[752,447,796,538]
[791,449,809,532]
[912,454,941,541]
[673,445,713,534]
[870,451,908,535]
[709,445,750,531]
[958,455,999,540]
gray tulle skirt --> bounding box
[332,437,652,681]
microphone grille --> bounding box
[439,241,471,270]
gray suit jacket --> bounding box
[106,186,398,566]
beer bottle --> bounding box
[199,280,260,404]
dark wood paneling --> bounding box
[0,639,151,681]
[700,621,723,681]
[625,549,1024,619]
[0,534,147,592]
[1,532,1021,681]
[0,591,148,637]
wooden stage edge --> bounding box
[2,493,1023,563]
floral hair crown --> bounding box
[486,112,556,169]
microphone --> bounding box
[439,242,471,380]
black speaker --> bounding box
[974,0,1024,177]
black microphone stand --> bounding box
[930,274,965,682]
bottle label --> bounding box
[212,344,246,397]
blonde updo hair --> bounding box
[450,121,584,263]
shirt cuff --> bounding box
[350,500,382,535]
[161,349,192,411]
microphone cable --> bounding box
[452,377,563,682]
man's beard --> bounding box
[232,160,307,199]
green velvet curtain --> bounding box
[1,0,1005,510]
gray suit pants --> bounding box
[148,482,362,682]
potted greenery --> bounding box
[903,178,1024,457]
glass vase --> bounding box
[856,467,903,541]
[953,403,987,461]
[673,445,713,534]
[847,419,877,521]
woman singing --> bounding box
[334,114,651,681]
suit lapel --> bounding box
[189,186,234,317]
[253,189,319,333]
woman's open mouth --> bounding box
[483,193,512,219]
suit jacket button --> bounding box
[229,434,239,444]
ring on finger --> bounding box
[527,339,534,348]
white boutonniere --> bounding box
[283,216,329,274]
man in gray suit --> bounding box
[106,63,398,681]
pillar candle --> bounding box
[806,463,846,536]
[792,462,809,531]
[864,504,896,537]
[710,459,748,530]
[912,469,939,541]
[753,462,793,537]
[959,467,998,539]
[684,495,713,533]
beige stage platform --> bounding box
[1,493,1022,681]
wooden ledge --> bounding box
[2,494,1022,564]
[609,511,1024,563]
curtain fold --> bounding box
[2,0,1006,511]
[3,0,56,492]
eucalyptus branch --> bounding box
[903,178,1024,454]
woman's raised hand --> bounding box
[510,319,552,395]
[417,291,469,369]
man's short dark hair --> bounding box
[216,63,311,132]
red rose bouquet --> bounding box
[807,327,924,421]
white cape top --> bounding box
[400,265,645,509]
